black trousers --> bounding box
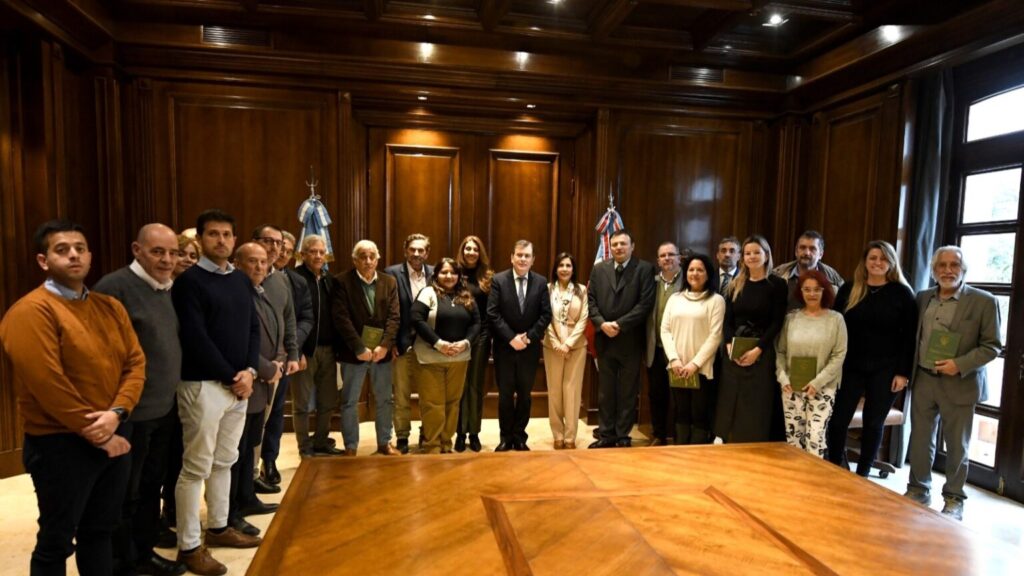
[113,408,176,574]
[672,375,712,432]
[646,347,673,440]
[261,375,289,465]
[827,366,899,476]
[493,345,541,444]
[229,411,266,519]
[23,432,131,576]
[596,343,642,441]
[160,395,184,525]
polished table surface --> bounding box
[248,443,1019,575]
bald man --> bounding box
[94,223,186,576]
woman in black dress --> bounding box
[453,235,494,452]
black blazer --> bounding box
[383,261,434,354]
[487,269,552,354]
[587,258,656,355]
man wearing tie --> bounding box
[716,236,740,296]
[487,240,552,452]
[588,230,656,448]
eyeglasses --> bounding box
[258,237,283,247]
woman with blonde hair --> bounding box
[174,233,200,279]
[715,234,787,443]
[826,240,917,475]
[454,235,494,452]
[542,253,589,449]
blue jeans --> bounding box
[340,361,395,450]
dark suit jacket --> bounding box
[911,284,1002,404]
[251,290,286,415]
[383,262,434,354]
[487,269,552,354]
[588,258,656,355]
[282,266,314,352]
[332,269,401,364]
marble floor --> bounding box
[0,419,1021,575]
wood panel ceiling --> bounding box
[4,0,1022,125]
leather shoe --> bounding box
[375,443,400,456]
[616,438,632,448]
[468,434,482,452]
[588,438,617,449]
[177,546,226,576]
[253,476,281,494]
[564,440,576,450]
[136,553,186,576]
[313,444,345,456]
[237,500,279,517]
[155,525,177,549]
[495,441,513,452]
[344,448,358,456]
[261,460,281,485]
[514,441,530,451]
[205,526,261,548]
[454,434,466,453]
[229,515,261,537]
[396,438,409,454]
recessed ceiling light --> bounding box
[724,45,733,50]
[419,43,434,59]
[881,25,901,42]
[549,0,561,4]
[763,13,787,27]
[417,95,428,101]
[526,104,536,109]
[530,26,541,31]
[423,14,435,21]
[516,51,529,65]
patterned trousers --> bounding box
[782,388,836,458]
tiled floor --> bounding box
[1,419,1021,575]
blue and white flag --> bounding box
[594,207,624,264]
[298,194,334,266]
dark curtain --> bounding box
[905,70,955,291]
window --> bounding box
[966,85,1024,142]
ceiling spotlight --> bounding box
[549,0,562,4]
[423,14,436,21]
[763,13,787,27]
[419,43,434,59]
[516,51,529,66]
[417,95,428,101]
[724,45,732,50]
[530,26,541,31]
[881,25,901,42]
[526,104,536,109]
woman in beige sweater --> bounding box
[542,253,589,449]
[660,253,725,444]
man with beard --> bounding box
[772,230,844,310]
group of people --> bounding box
[0,211,1003,576]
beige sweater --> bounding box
[659,290,725,379]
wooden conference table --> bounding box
[248,443,1018,575]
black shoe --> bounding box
[155,525,177,549]
[468,434,482,452]
[229,515,261,537]
[254,476,281,494]
[495,441,513,452]
[396,438,409,454]
[313,444,345,456]
[616,438,632,448]
[454,434,466,453]
[135,553,187,576]
[588,439,617,449]
[238,500,279,517]
[262,460,281,485]
[514,441,530,452]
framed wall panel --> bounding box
[487,149,560,276]
[384,144,460,264]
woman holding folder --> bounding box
[825,240,917,474]
[411,258,481,454]
[776,270,848,457]
[716,235,787,443]
[660,253,725,444]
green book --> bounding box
[669,371,700,389]
[730,337,759,361]
[789,356,818,391]
[361,325,384,350]
[924,330,961,366]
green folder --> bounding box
[361,325,384,350]
[730,337,759,361]
[669,371,700,389]
[924,330,961,366]
[789,356,818,391]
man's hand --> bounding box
[82,411,120,445]
[600,321,620,338]
[357,349,374,362]
[232,370,254,399]
[298,355,308,371]
[100,435,131,458]
[285,360,300,375]
[934,359,960,376]
[371,346,389,363]
[269,361,284,384]
[891,374,909,392]
[510,334,528,351]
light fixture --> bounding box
[423,14,435,21]
[763,13,787,27]
[516,51,529,66]
[417,95,428,101]
[724,44,732,50]
[526,104,536,109]
[530,26,541,31]
[549,0,562,4]
[419,43,434,59]
[881,25,902,42]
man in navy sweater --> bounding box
[171,210,262,576]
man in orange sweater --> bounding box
[0,219,145,575]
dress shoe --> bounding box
[375,443,400,456]
[514,441,530,451]
[468,434,482,452]
[344,448,358,456]
[495,441,513,452]
[588,438,617,449]
[941,496,964,521]
[229,515,261,537]
[299,448,315,459]
[261,460,281,485]
[454,434,467,453]
[155,526,177,549]
[903,487,931,505]
[205,526,261,549]
[396,438,409,454]
[177,546,226,576]
[135,553,186,576]
[313,444,345,456]
[237,500,279,517]
[616,438,632,448]
[553,440,565,450]
[253,476,281,494]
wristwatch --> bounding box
[247,367,258,379]
[111,407,129,422]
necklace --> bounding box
[553,283,573,325]
[868,283,885,294]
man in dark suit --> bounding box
[588,229,656,448]
[904,246,1002,521]
[487,240,552,451]
[383,233,433,454]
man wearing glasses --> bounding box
[644,242,687,446]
